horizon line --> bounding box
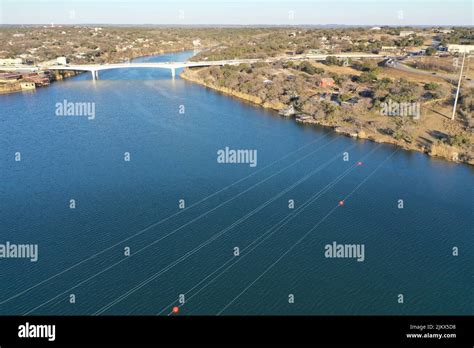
[1,23,473,27]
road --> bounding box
[385,59,474,88]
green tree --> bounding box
[425,47,437,56]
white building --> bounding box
[0,58,23,65]
[381,46,398,51]
[447,44,474,54]
[56,56,68,65]
[20,82,36,90]
[400,31,415,37]
[437,29,453,34]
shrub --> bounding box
[298,61,323,75]
[449,134,470,147]
[424,82,440,91]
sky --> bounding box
[0,0,472,26]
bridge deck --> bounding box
[1,53,385,74]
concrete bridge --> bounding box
[1,53,385,80]
[31,59,260,80]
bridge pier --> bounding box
[91,70,99,80]
[171,68,176,79]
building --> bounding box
[56,56,68,65]
[24,73,50,86]
[447,44,474,54]
[436,29,453,34]
[318,77,335,88]
[20,82,36,90]
[399,31,415,37]
[381,46,398,52]
[0,58,23,66]
[0,73,22,82]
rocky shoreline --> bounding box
[181,69,472,166]
[180,69,286,111]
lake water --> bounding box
[0,51,472,315]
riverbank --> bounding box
[180,69,286,110]
[0,70,83,95]
[0,47,195,96]
[181,68,473,166]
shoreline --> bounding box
[2,48,470,166]
[0,70,82,95]
[180,69,473,166]
[0,47,195,96]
